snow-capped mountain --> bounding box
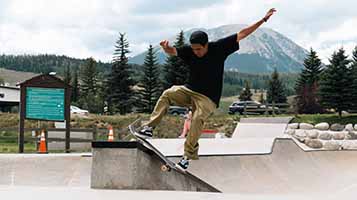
[129,24,308,73]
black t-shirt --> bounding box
[176,34,239,107]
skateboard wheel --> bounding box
[161,165,170,172]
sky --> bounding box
[1,0,357,63]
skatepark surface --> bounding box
[1,117,357,199]
[1,138,357,200]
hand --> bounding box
[264,8,276,22]
[160,40,170,50]
[160,40,177,55]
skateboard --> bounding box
[128,118,185,173]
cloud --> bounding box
[0,0,356,64]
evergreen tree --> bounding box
[351,46,357,110]
[63,64,72,86]
[163,30,189,89]
[78,57,104,113]
[71,67,79,103]
[138,45,161,113]
[319,48,353,117]
[267,68,287,104]
[80,57,97,95]
[106,33,135,114]
[295,48,323,114]
[239,80,253,101]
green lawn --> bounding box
[0,142,36,153]
[291,113,357,125]
[2,111,357,153]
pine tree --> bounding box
[163,30,189,89]
[80,57,97,95]
[239,80,252,101]
[295,48,323,114]
[351,46,357,110]
[267,68,287,104]
[138,45,162,113]
[78,57,103,113]
[106,33,135,114]
[319,48,353,117]
[71,67,80,103]
[63,64,72,86]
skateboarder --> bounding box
[138,8,276,170]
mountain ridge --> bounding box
[129,24,308,73]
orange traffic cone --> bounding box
[107,125,114,142]
[38,129,48,153]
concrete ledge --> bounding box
[91,141,219,192]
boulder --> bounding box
[319,131,332,140]
[288,123,299,129]
[324,141,341,150]
[215,132,227,139]
[330,123,345,131]
[285,129,295,135]
[314,122,329,130]
[332,131,346,140]
[305,139,323,149]
[345,124,354,131]
[354,124,357,131]
[341,141,357,150]
[299,123,314,130]
[293,130,307,142]
[306,130,319,139]
[346,130,357,140]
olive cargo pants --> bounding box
[144,85,216,160]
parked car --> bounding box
[228,101,279,115]
[70,105,89,116]
[168,106,188,116]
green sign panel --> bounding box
[26,87,65,121]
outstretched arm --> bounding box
[237,8,276,42]
[160,40,177,56]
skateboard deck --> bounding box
[128,118,185,173]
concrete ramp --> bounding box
[91,141,220,192]
[149,138,275,156]
[184,138,357,194]
[232,117,292,139]
[0,154,91,187]
[232,123,287,139]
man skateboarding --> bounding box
[138,8,277,170]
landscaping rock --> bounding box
[314,122,329,130]
[346,130,357,140]
[299,123,314,130]
[288,123,299,129]
[285,129,295,135]
[354,124,357,131]
[342,141,357,150]
[305,139,323,149]
[319,131,332,140]
[345,124,354,131]
[215,132,227,139]
[332,131,346,140]
[330,123,345,131]
[324,141,341,150]
[306,130,319,139]
[293,130,307,142]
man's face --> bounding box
[191,43,208,58]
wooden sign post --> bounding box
[18,74,71,153]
